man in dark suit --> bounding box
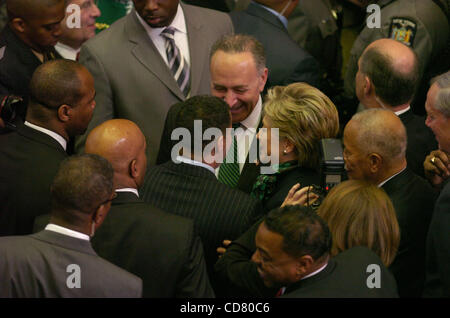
[0,154,142,298]
[216,205,398,297]
[0,59,96,236]
[229,0,321,89]
[141,95,263,294]
[422,70,450,297]
[343,108,438,297]
[157,35,268,194]
[83,118,214,298]
[0,0,65,121]
[74,0,233,165]
[354,38,437,178]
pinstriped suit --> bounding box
[140,161,264,293]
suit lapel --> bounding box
[182,3,207,96]
[125,10,185,101]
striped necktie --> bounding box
[218,123,241,187]
[161,27,191,97]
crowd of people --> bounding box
[0,0,449,298]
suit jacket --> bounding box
[0,230,142,297]
[424,180,450,297]
[229,2,321,90]
[0,123,67,236]
[215,220,398,297]
[75,4,233,164]
[398,109,438,178]
[92,191,214,298]
[140,161,264,293]
[381,168,438,297]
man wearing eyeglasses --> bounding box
[55,0,101,61]
[0,0,65,122]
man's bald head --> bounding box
[85,119,147,188]
[359,38,420,107]
[347,109,407,165]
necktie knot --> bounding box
[161,27,176,40]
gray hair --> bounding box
[350,109,407,165]
[433,70,450,118]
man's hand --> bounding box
[281,183,318,207]
[424,150,450,188]
[216,239,232,258]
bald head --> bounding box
[85,119,147,189]
[359,38,420,107]
[347,109,407,165]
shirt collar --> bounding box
[394,105,411,116]
[253,1,289,29]
[115,188,139,198]
[54,42,80,61]
[176,155,216,174]
[378,167,407,187]
[136,4,186,39]
[45,223,90,241]
[24,121,67,151]
[241,95,262,130]
[301,262,328,280]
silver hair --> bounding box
[350,109,407,164]
[433,70,450,118]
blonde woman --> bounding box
[252,82,339,211]
[317,180,400,267]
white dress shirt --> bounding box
[24,121,67,151]
[45,223,90,241]
[55,42,80,61]
[394,105,411,116]
[135,4,190,67]
[116,188,139,198]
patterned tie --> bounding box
[161,27,191,97]
[218,123,241,187]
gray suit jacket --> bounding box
[0,230,142,298]
[75,4,233,164]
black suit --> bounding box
[92,191,214,298]
[398,110,437,178]
[229,2,321,90]
[424,180,450,297]
[0,123,67,236]
[140,161,264,293]
[215,220,398,297]
[381,168,438,297]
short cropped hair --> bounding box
[263,83,339,168]
[210,34,266,74]
[28,60,86,121]
[350,109,407,165]
[360,45,420,106]
[434,70,450,118]
[317,180,400,266]
[264,205,331,261]
[175,95,231,154]
[51,154,114,215]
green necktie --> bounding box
[218,124,241,187]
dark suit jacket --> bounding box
[229,2,321,90]
[381,168,438,297]
[0,123,67,236]
[156,101,263,194]
[75,4,233,164]
[398,110,438,178]
[215,220,398,297]
[92,191,214,298]
[0,230,142,297]
[140,161,264,293]
[424,180,450,297]
[260,165,320,213]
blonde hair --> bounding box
[264,83,339,168]
[317,180,400,267]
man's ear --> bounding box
[364,75,373,97]
[295,255,314,279]
[259,67,269,93]
[57,104,72,123]
[93,201,110,230]
[10,18,26,33]
[367,152,383,174]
